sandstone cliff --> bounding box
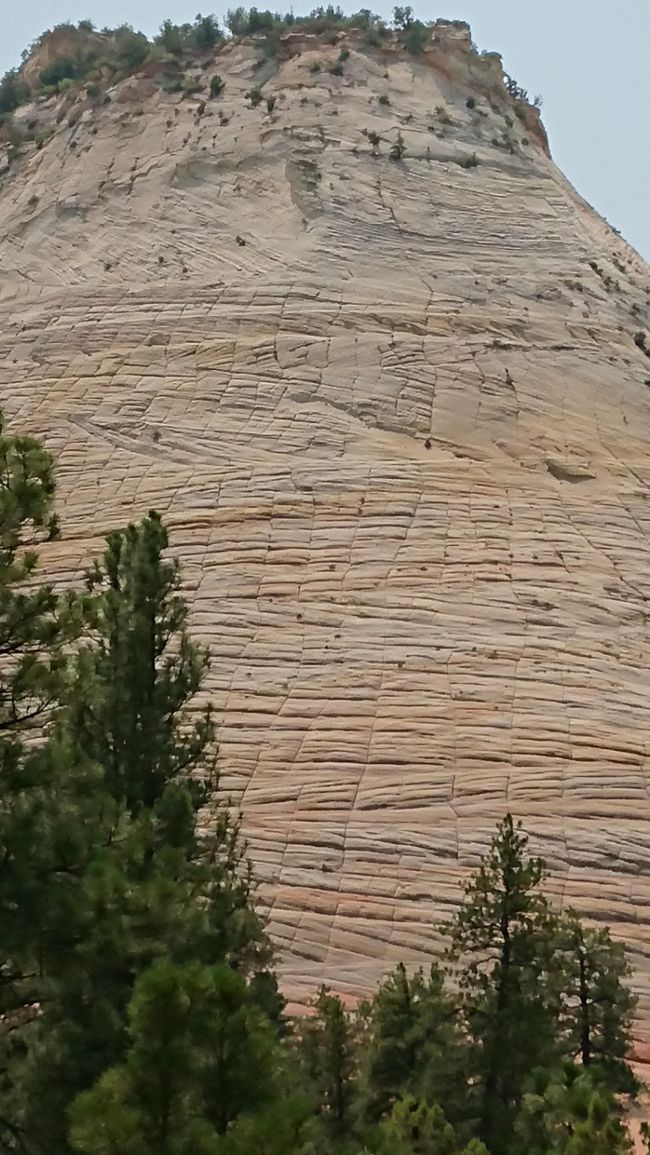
[2,20,650,1038]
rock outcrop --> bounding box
[3,25,650,1034]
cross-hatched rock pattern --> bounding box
[3,26,650,1033]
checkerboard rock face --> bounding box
[3,25,650,1035]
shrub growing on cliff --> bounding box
[401,20,429,54]
[226,5,388,40]
[209,72,224,97]
[112,26,150,71]
[389,131,406,161]
[156,19,186,55]
[163,76,184,94]
[225,6,251,35]
[392,5,414,29]
[39,55,80,88]
[193,13,222,49]
[226,6,276,35]
[505,72,529,103]
[246,85,263,106]
[183,75,205,95]
[0,69,30,114]
[155,15,222,56]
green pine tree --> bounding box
[0,412,96,1151]
[68,511,212,822]
[64,510,269,974]
[557,913,637,1094]
[69,961,277,1155]
[515,1065,632,1154]
[216,1096,321,1155]
[357,962,467,1127]
[375,1096,489,1155]
[563,1093,631,1155]
[17,513,269,1153]
[299,986,357,1138]
[444,814,561,1154]
[0,412,63,736]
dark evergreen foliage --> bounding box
[69,962,278,1153]
[69,511,214,818]
[557,913,638,1094]
[444,816,562,1153]
[356,963,466,1129]
[0,70,29,113]
[298,986,357,1136]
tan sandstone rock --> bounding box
[2,24,650,1037]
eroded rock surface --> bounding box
[3,28,650,1031]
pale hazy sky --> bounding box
[4,1,649,260]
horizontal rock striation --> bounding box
[3,27,650,1032]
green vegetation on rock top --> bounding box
[0,6,536,126]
